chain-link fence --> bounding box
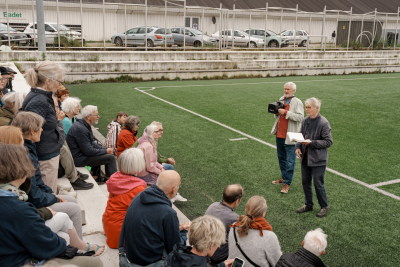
[0,0,398,50]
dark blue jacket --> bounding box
[22,88,63,160]
[164,244,226,267]
[25,138,57,208]
[66,118,107,166]
[120,185,182,266]
[0,190,66,267]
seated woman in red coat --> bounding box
[116,116,140,158]
[103,147,147,248]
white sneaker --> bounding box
[59,188,77,198]
[171,193,187,203]
[58,182,72,192]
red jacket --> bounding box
[116,127,137,158]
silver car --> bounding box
[24,22,85,45]
[211,29,265,48]
[243,29,289,47]
[111,26,174,47]
[279,30,310,46]
[169,27,217,47]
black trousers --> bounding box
[81,154,117,177]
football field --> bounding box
[68,73,400,267]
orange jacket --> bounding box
[116,128,137,158]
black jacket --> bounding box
[24,139,57,208]
[22,88,62,160]
[164,244,226,267]
[66,119,106,166]
[276,248,326,267]
[120,185,183,266]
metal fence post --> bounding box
[56,0,60,49]
[335,11,339,47]
[395,7,399,49]
[202,8,204,49]
[264,3,268,50]
[372,8,377,42]
[6,0,10,47]
[232,4,235,50]
[384,14,387,48]
[145,0,148,51]
[164,1,167,49]
[360,14,364,44]
[31,0,36,48]
[249,13,251,49]
[80,0,83,47]
[125,5,127,48]
[219,3,222,51]
[183,0,186,51]
[103,0,106,49]
[309,13,311,36]
[280,8,282,46]
[36,0,46,51]
[346,7,352,51]
[294,4,298,51]
[321,5,326,50]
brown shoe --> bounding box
[272,178,285,185]
[281,184,289,193]
[316,207,329,217]
[296,204,313,213]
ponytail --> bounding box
[25,61,64,88]
[237,214,255,237]
[236,196,267,237]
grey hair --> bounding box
[61,97,81,114]
[188,215,226,253]
[11,111,45,136]
[124,116,141,130]
[284,82,296,92]
[303,228,328,256]
[305,97,321,109]
[3,92,25,113]
[81,105,98,119]
[151,121,162,126]
[144,124,158,148]
[25,61,65,88]
[118,148,146,175]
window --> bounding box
[234,31,244,37]
[49,24,70,31]
[127,28,138,34]
[171,28,180,34]
[296,30,303,36]
[155,29,166,34]
[257,30,265,36]
[44,24,55,32]
[250,29,256,35]
[185,17,190,28]
[282,31,293,36]
[137,28,145,34]
[184,29,193,35]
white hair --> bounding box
[284,82,296,92]
[3,92,24,113]
[305,97,321,109]
[144,124,158,148]
[303,228,327,256]
[151,121,162,126]
[61,97,81,114]
[81,105,98,119]
[118,148,146,175]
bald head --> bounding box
[223,184,243,205]
[157,170,181,199]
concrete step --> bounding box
[237,63,262,69]
[83,233,118,267]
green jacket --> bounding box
[158,153,169,164]
[0,106,13,126]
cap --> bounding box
[5,67,17,74]
[0,66,9,75]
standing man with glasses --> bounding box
[271,82,304,194]
[295,97,332,218]
[66,105,117,184]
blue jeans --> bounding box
[276,137,296,186]
[162,164,174,170]
[301,159,328,209]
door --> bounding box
[282,30,294,44]
[126,28,139,45]
[44,24,57,44]
[184,29,195,46]
[233,30,246,46]
[134,27,148,45]
[295,30,304,45]
[171,27,182,45]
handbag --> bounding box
[233,225,260,267]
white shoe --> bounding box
[59,188,77,198]
[58,182,72,192]
[171,193,187,203]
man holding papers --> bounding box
[295,97,333,218]
[270,82,304,193]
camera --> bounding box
[268,101,284,114]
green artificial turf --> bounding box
[68,73,400,267]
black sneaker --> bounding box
[77,170,89,180]
[71,178,94,190]
[296,204,313,213]
[316,207,329,217]
[94,175,108,185]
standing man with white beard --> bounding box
[271,82,304,193]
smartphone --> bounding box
[232,257,245,267]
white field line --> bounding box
[229,138,248,141]
[370,179,400,187]
[138,76,400,91]
[135,87,400,202]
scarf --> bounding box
[231,217,273,236]
[0,183,28,201]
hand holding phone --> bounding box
[232,257,245,267]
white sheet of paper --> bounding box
[287,132,312,143]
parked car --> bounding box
[279,30,310,46]
[211,29,265,48]
[111,26,174,47]
[0,23,32,46]
[24,22,85,45]
[243,29,289,47]
[169,27,217,47]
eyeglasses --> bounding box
[91,114,100,117]
[0,78,4,82]
[158,129,164,132]
[154,130,160,133]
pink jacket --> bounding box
[137,132,164,177]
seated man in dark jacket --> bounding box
[119,170,190,267]
[276,228,327,267]
[66,105,117,184]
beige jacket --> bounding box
[270,96,304,145]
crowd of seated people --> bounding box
[0,61,329,267]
